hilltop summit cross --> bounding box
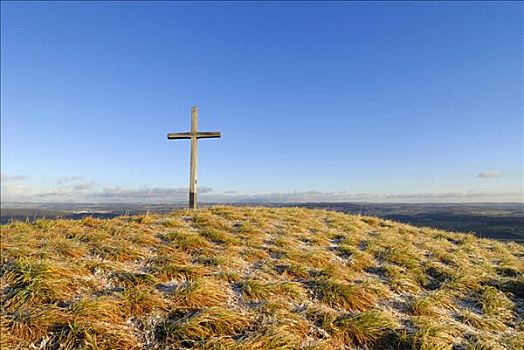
[167,106,221,209]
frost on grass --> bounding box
[1,206,523,349]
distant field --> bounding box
[2,202,522,242]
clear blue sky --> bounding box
[1,1,522,203]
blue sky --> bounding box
[1,1,522,203]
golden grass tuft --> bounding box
[334,309,399,346]
[1,306,66,342]
[164,231,211,251]
[409,290,457,317]
[171,278,230,308]
[304,305,339,334]
[236,324,303,350]
[459,309,505,332]
[275,261,310,279]
[238,279,305,300]
[479,286,515,321]
[49,320,139,350]
[411,316,462,350]
[120,286,166,316]
[160,307,252,345]
[311,278,377,311]
[69,296,125,324]
[3,259,84,310]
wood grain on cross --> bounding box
[167,106,221,209]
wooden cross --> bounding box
[167,106,221,209]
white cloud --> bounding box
[72,182,99,191]
[56,176,85,185]
[1,175,522,203]
[1,183,51,202]
[92,186,213,201]
[200,190,523,204]
[478,171,503,179]
[1,172,28,182]
[1,180,213,202]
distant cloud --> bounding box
[33,178,100,196]
[478,171,503,179]
[1,173,522,203]
[201,190,523,204]
[57,176,85,185]
[28,185,213,202]
[37,190,75,198]
[90,186,213,201]
[72,181,99,191]
[1,180,214,202]
[1,172,28,182]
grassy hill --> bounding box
[1,206,523,349]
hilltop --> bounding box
[1,206,522,349]
[2,202,523,241]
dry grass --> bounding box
[171,278,230,308]
[238,279,304,301]
[159,307,252,345]
[311,278,379,311]
[334,309,399,346]
[1,206,522,349]
[409,290,457,317]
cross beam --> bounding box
[167,106,221,209]
[167,131,221,139]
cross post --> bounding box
[167,106,221,209]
